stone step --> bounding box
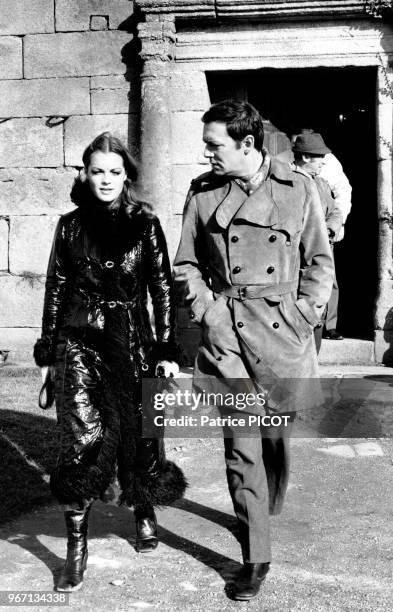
[318,338,375,365]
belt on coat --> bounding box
[216,280,298,301]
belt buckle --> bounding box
[238,287,247,301]
[108,301,117,309]
[104,260,114,269]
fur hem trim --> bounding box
[33,337,54,367]
[50,464,111,505]
[120,461,188,508]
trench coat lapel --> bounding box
[214,181,247,229]
[230,162,301,237]
[233,182,279,227]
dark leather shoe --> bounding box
[322,329,343,340]
[231,562,270,601]
[135,515,158,553]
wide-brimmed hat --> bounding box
[292,133,331,155]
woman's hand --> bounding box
[155,360,179,378]
[41,365,55,384]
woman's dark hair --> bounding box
[71,132,145,213]
[82,131,138,181]
[202,100,264,152]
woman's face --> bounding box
[86,151,127,204]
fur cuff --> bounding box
[120,460,188,508]
[33,337,54,367]
[50,464,111,505]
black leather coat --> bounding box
[34,194,187,508]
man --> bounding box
[276,127,352,340]
[290,132,343,352]
[174,101,334,601]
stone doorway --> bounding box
[207,66,378,340]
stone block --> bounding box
[0,327,41,363]
[170,71,210,112]
[0,274,45,327]
[0,78,90,118]
[165,213,183,264]
[90,16,109,31]
[0,218,9,271]
[0,0,54,35]
[91,75,132,114]
[24,31,130,78]
[64,114,139,166]
[0,169,77,216]
[0,119,63,168]
[9,216,60,276]
[55,0,132,32]
[172,164,208,214]
[0,38,23,80]
[374,279,393,329]
[170,112,205,165]
[374,329,393,365]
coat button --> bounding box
[237,321,244,328]
[231,235,239,243]
[233,266,241,274]
[269,234,277,243]
[272,322,279,329]
[267,266,275,274]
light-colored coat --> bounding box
[174,159,334,409]
[174,158,334,513]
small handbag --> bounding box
[38,370,55,410]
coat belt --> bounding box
[216,280,298,301]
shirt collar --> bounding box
[235,147,271,195]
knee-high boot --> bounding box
[56,504,91,592]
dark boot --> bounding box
[231,562,270,601]
[56,505,91,592]
[134,505,158,553]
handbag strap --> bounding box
[38,374,55,410]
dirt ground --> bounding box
[1,433,393,612]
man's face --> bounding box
[202,121,245,176]
[301,154,326,177]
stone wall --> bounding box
[0,0,136,361]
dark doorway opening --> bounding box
[206,67,378,339]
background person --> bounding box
[276,126,352,340]
[33,132,187,592]
[290,132,343,352]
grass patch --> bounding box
[0,367,58,525]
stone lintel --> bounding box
[136,0,368,22]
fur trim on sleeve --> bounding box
[33,337,55,367]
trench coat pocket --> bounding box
[278,298,314,343]
[201,295,228,327]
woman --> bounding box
[33,132,187,592]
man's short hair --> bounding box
[202,100,264,152]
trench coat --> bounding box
[174,158,335,413]
[34,192,187,508]
[174,158,334,514]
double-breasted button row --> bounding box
[269,234,277,243]
[231,235,239,243]
[233,266,241,274]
